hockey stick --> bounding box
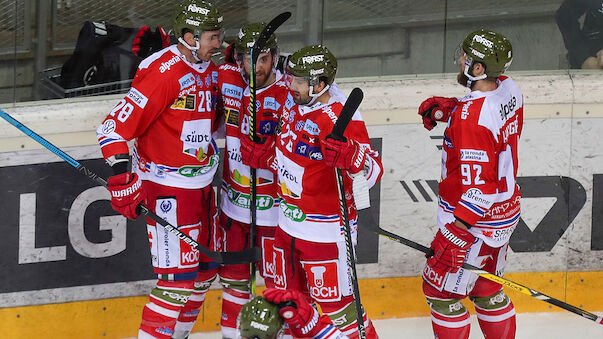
[328,87,367,338]
[0,109,260,265]
[248,11,292,296]
[357,209,603,325]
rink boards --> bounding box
[1,71,602,337]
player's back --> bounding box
[440,75,523,247]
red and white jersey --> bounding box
[217,64,288,226]
[96,45,220,189]
[438,75,523,247]
[276,93,383,243]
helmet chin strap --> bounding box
[178,37,201,62]
[307,84,330,105]
[463,62,487,88]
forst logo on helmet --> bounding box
[301,54,324,64]
[187,4,209,15]
[472,34,494,48]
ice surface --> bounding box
[184,312,603,339]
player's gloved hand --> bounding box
[132,26,170,59]
[418,96,459,130]
[427,222,475,273]
[264,288,334,338]
[107,172,145,220]
[320,137,366,174]
[240,136,277,171]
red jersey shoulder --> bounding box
[455,97,486,126]
[319,101,344,126]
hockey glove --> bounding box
[240,136,277,172]
[418,96,459,130]
[132,26,170,59]
[107,172,145,220]
[263,288,335,338]
[427,222,475,273]
[320,137,366,174]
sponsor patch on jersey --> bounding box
[301,260,341,302]
[261,237,275,278]
[225,108,240,127]
[179,225,201,268]
[205,75,211,87]
[272,247,287,289]
[263,96,280,111]
[423,264,446,291]
[181,119,213,160]
[462,188,492,207]
[171,95,196,110]
[461,100,473,120]
[294,141,310,157]
[303,119,320,135]
[101,119,116,135]
[222,83,243,99]
[179,73,196,90]
[212,71,218,83]
[126,87,148,108]
[259,120,277,135]
[223,96,241,109]
[322,105,338,124]
[460,149,489,162]
[280,200,305,221]
[220,63,239,72]
[308,147,323,160]
[285,92,295,110]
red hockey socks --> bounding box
[219,278,251,338]
[473,295,516,339]
[430,309,471,339]
[139,280,194,339]
[173,274,216,339]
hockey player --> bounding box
[418,30,522,339]
[215,22,288,338]
[238,288,347,339]
[96,1,223,338]
[241,45,382,338]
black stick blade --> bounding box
[251,11,292,65]
[330,87,364,140]
[221,247,262,265]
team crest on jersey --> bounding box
[295,120,304,131]
[212,71,218,83]
[171,95,196,110]
[205,75,211,87]
[225,108,240,127]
